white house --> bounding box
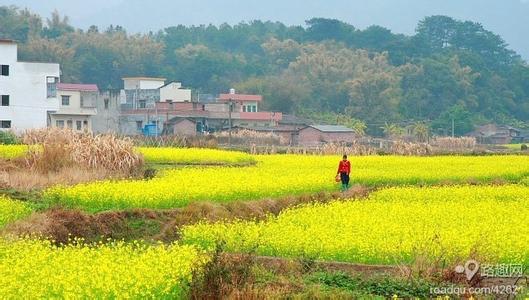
[50,83,98,132]
[159,81,192,102]
[123,77,166,90]
[0,39,61,132]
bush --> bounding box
[0,131,19,145]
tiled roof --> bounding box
[57,83,99,92]
[218,94,263,102]
[308,125,354,132]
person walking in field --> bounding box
[337,154,351,191]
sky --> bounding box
[2,0,529,59]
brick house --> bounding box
[297,125,356,146]
[167,118,196,135]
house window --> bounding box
[139,100,146,109]
[83,120,88,129]
[242,106,246,112]
[1,65,9,76]
[76,120,82,131]
[136,121,143,131]
[0,120,11,128]
[1,95,9,106]
[252,105,257,112]
[66,120,73,129]
[61,95,70,106]
[55,120,64,128]
[47,77,58,98]
[104,99,109,109]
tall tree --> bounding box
[42,10,74,39]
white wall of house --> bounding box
[50,115,91,131]
[50,90,97,131]
[0,41,60,132]
[123,78,166,90]
[159,82,192,102]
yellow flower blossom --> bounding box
[182,185,529,267]
[44,154,529,212]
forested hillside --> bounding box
[1,6,528,134]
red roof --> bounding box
[57,83,99,92]
[218,93,262,102]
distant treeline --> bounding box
[1,6,528,135]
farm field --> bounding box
[0,196,33,228]
[182,185,529,266]
[0,145,31,159]
[1,143,528,298]
[137,147,256,165]
[503,143,528,150]
[43,154,529,212]
[0,238,207,299]
[0,144,255,165]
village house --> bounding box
[119,82,283,135]
[119,77,194,135]
[469,124,528,144]
[0,39,60,132]
[91,89,122,134]
[165,117,197,135]
[297,125,357,146]
[50,83,98,131]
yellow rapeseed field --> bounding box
[0,238,208,299]
[0,196,33,228]
[182,185,529,266]
[43,154,529,212]
[0,145,29,159]
[138,147,255,165]
[0,145,256,165]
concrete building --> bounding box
[50,83,98,131]
[91,89,121,134]
[218,89,262,113]
[123,77,166,90]
[297,125,356,146]
[0,39,60,132]
[160,81,192,102]
[118,81,284,136]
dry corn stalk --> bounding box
[22,128,143,174]
[214,129,284,145]
[431,137,476,151]
[390,141,433,156]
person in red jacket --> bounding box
[337,154,351,191]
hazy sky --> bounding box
[2,0,529,59]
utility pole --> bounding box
[228,99,233,147]
[451,117,455,138]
